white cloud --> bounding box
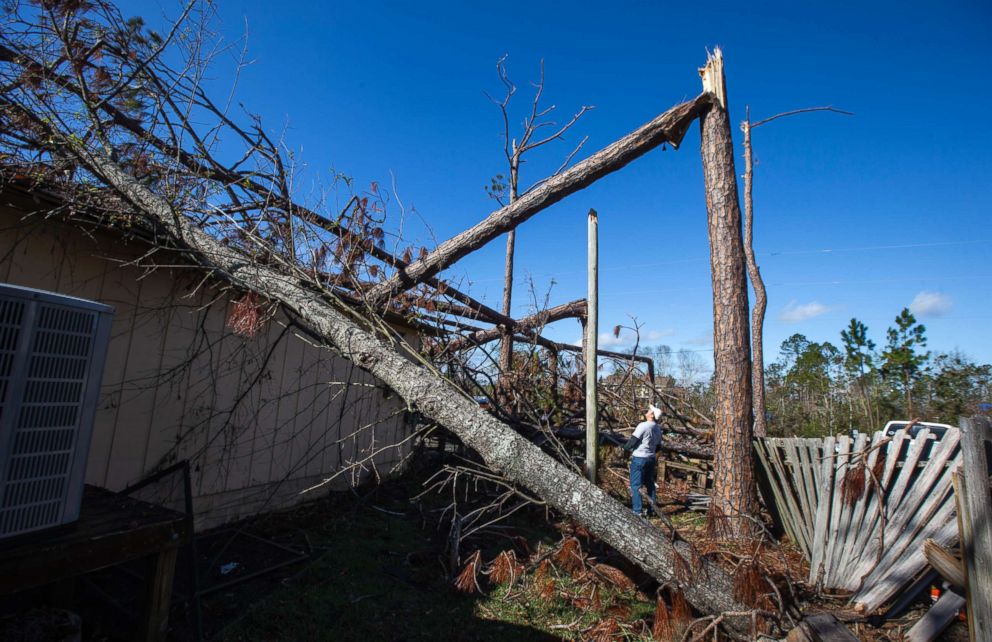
[779,300,829,323]
[909,291,953,318]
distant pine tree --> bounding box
[881,309,929,416]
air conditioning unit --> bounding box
[0,283,114,539]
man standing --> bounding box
[623,406,663,516]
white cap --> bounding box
[649,405,663,421]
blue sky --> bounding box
[138,0,992,369]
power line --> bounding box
[455,238,992,284]
[766,239,992,257]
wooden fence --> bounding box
[755,429,961,613]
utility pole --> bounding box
[585,208,599,483]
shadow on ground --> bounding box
[148,461,568,642]
[215,492,559,642]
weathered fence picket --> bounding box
[956,416,992,642]
[755,427,963,613]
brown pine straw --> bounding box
[533,558,551,584]
[871,454,886,489]
[704,502,733,540]
[587,618,620,642]
[590,583,602,611]
[486,549,524,585]
[672,548,692,585]
[553,536,586,574]
[654,587,694,641]
[227,292,266,336]
[538,577,557,603]
[653,593,673,641]
[452,550,481,594]
[841,461,867,506]
[591,563,636,592]
[669,587,693,641]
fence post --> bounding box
[958,415,992,642]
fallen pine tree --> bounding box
[0,5,768,634]
[66,143,756,634]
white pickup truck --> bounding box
[882,420,956,440]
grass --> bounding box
[218,480,661,642]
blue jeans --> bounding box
[629,456,657,514]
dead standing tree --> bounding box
[485,57,590,407]
[0,3,767,632]
[741,108,769,439]
[741,105,852,438]
[698,49,759,539]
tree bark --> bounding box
[698,49,759,539]
[497,229,516,366]
[68,146,751,632]
[497,162,520,384]
[741,115,769,438]
[364,95,712,307]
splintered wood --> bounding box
[754,429,962,613]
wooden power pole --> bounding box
[585,208,599,483]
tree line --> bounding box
[639,308,990,437]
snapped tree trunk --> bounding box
[698,49,759,539]
[68,146,752,634]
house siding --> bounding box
[0,205,415,528]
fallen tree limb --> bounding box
[515,333,656,383]
[364,94,713,306]
[63,143,752,634]
[552,427,713,460]
[445,299,587,352]
[0,43,516,332]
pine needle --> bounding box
[652,594,673,641]
[593,563,636,593]
[538,578,557,603]
[453,550,481,594]
[704,502,732,540]
[669,588,693,641]
[534,558,551,584]
[487,549,524,585]
[871,455,885,489]
[842,462,867,506]
[588,618,620,642]
[672,549,692,585]
[553,537,585,574]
